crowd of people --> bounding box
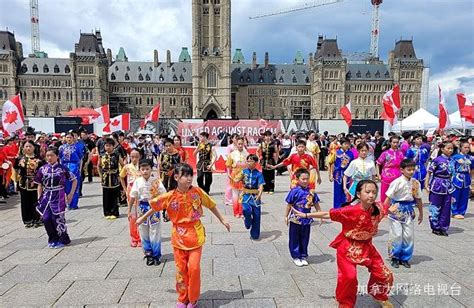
[1,126,473,308]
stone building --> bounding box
[0,0,423,121]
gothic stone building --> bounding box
[0,0,423,120]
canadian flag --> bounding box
[2,94,25,136]
[339,102,352,127]
[103,113,130,133]
[87,104,110,124]
[381,84,401,125]
[438,85,450,130]
[140,105,160,129]
[456,93,474,123]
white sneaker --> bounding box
[300,258,309,266]
[293,258,304,267]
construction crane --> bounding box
[370,0,382,58]
[30,0,47,57]
[249,0,383,58]
[249,0,343,19]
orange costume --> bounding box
[120,163,141,245]
[176,146,189,162]
[329,202,394,307]
[225,149,249,216]
[150,186,216,305]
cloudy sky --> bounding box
[1,0,473,113]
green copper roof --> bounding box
[178,47,191,62]
[294,51,304,65]
[33,51,48,58]
[232,48,245,64]
[116,47,128,62]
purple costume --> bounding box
[35,162,75,246]
[427,154,454,232]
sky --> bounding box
[1,0,473,114]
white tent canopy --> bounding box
[448,111,474,129]
[391,108,438,132]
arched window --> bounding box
[355,109,360,119]
[159,74,164,82]
[173,75,178,82]
[43,65,49,73]
[323,107,328,118]
[32,91,36,100]
[33,64,38,73]
[146,74,150,81]
[33,105,39,116]
[54,65,60,73]
[55,105,61,116]
[36,91,39,100]
[206,66,217,88]
[408,108,413,116]
[23,91,27,100]
[89,91,93,100]
[65,65,70,73]
[67,105,72,111]
[292,76,297,83]
[47,92,50,100]
[139,73,143,81]
[332,108,337,118]
[81,91,85,100]
[66,92,69,100]
[44,105,50,116]
[364,109,369,118]
[125,73,130,81]
[374,109,379,119]
[111,73,116,80]
[58,92,61,100]
[147,97,150,105]
[399,108,404,118]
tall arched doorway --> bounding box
[206,109,218,119]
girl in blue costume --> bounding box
[59,131,84,210]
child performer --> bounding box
[405,134,430,189]
[284,168,321,267]
[343,142,378,199]
[130,159,166,265]
[451,140,473,219]
[426,141,454,236]
[292,180,395,308]
[377,135,404,203]
[35,146,77,248]
[120,148,142,247]
[193,132,216,194]
[328,138,354,208]
[158,138,182,191]
[136,163,230,308]
[257,131,278,194]
[384,159,423,269]
[174,136,189,162]
[59,131,84,210]
[98,138,124,220]
[270,139,321,190]
[226,136,249,217]
[240,154,264,239]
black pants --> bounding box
[262,169,275,192]
[87,161,93,182]
[19,188,40,224]
[0,178,7,198]
[319,151,327,171]
[197,170,213,194]
[103,187,120,217]
[80,166,85,196]
[162,173,177,191]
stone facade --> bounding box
[0,0,423,120]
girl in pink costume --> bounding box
[377,135,404,203]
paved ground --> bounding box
[0,172,472,307]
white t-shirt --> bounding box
[343,157,376,181]
[130,176,166,201]
[385,175,422,202]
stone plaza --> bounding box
[0,172,472,307]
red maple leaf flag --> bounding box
[456,93,474,123]
[103,113,130,133]
[2,94,25,135]
[438,85,450,130]
[381,84,400,125]
[89,104,110,124]
[141,104,160,129]
[339,101,352,127]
